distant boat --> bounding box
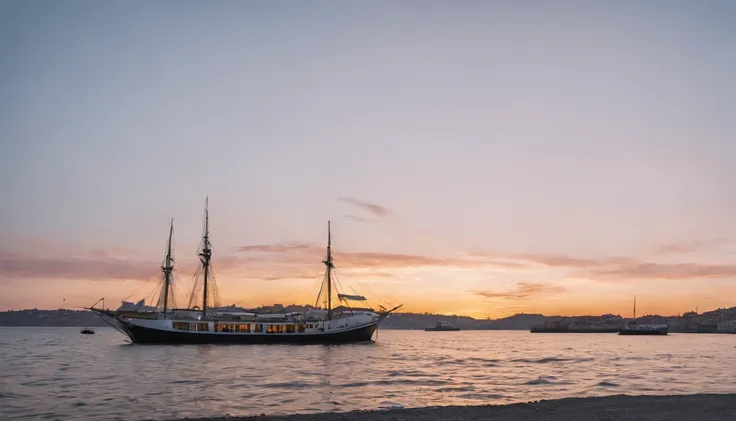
[425,321,460,331]
[90,200,402,345]
[618,296,668,336]
[80,328,95,335]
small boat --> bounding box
[80,328,95,335]
[425,321,460,331]
[618,296,668,336]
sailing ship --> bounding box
[618,295,668,336]
[90,199,402,344]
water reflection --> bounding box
[0,328,735,421]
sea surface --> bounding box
[1,327,735,421]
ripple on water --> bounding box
[596,381,620,387]
[525,376,574,386]
[1,327,735,421]
[512,357,595,364]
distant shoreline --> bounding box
[161,394,736,421]
[3,307,735,332]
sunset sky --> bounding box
[1,1,735,318]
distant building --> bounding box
[717,320,736,332]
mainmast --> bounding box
[162,218,174,315]
[322,220,334,320]
[199,197,212,318]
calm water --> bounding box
[1,327,735,420]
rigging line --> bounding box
[206,268,221,308]
[167,289,179,309]
[163,274,178,309]
[343,284,380,311]
[91,311,128,340]
[332,271,346,297]
[185,269,199,301]
[147,277,166,305]
[332,273,358,312]
[120,268,162,303]
[315,271,327,308]
[307,276,323,301]
[168,274,180,299]
[345,269,393,305]
[331,265,392,308]
[351,279,393,308]
[185,266,203,308]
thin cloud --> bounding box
[236,243,534,271]
[89,247,140,259]
[513,253,639,268]
[0,245,249,282]
[469,250,736,282]
[588,262,736,281]
[7,233,733,286]
[237,243,319,254]
[0,251,159,281]
[473,282,566,300]
[656,238,731,254]
[469,251,638,269]
[343,214,374,223]
[337,196,393,218]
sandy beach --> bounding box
[164,394,736,421]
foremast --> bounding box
[199,197,212,318]
[322,220,334,320]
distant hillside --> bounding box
[0,309,107,327]
[380,312,546,330]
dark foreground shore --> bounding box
[164,394,736,421]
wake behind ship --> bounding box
[91,199,401,344]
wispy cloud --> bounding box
[236,243,533,272]
[0,233,155,282]
[468,251,736,282]
[238,243,318,254]
[235,243,736,282]
[337,196,393,218]
[512,253,639,268]
[0,241,245,282]
[473,282,566,300]
[5,233,734,286]
[656,238,732,255]
[586,262,736,281]
[343,214,373,223]
[0,250,159,281]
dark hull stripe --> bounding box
[121,322,379,344]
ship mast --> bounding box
[199,197,212,319]
[322,220,334,320]
[633,295,636,321]
[161,218,174,316]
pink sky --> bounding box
[1,1,735,317]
